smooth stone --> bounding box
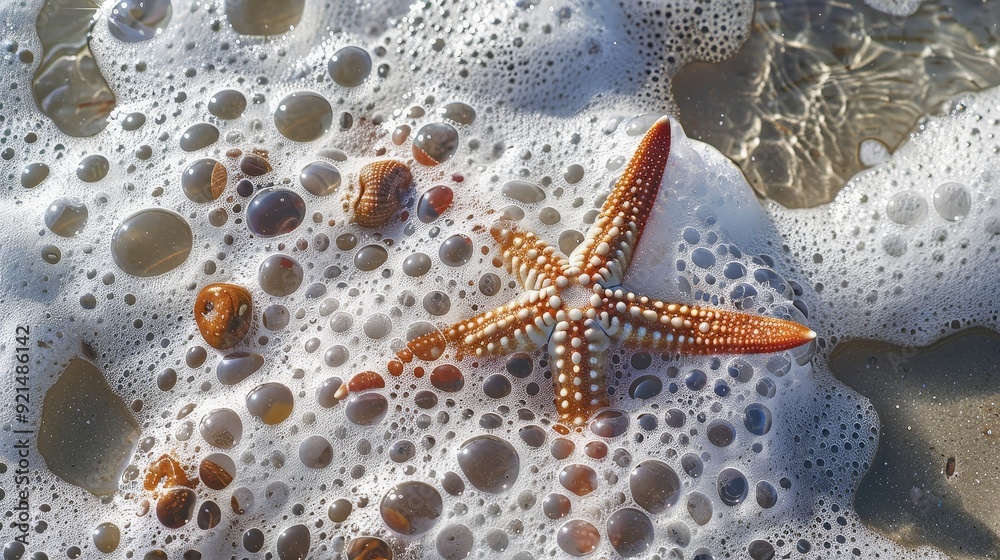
[181,159,226,202]
[412,122,459,165]
[276,524,311,560]
[121,112,146,130]
[43,197,88,237]
[111,209,192,276]
[273,91,332,142]
[216,352,265,385]
[438,102,476,125]
[246,188,306,237]
[299,161,341,196]
[502,180,545,203]
[21,162,49,188]
[199,408,243,449]
[457,435,519,493]
[76,154,110,182]
[208,89,247,119]
[328,46,372,87]
[179,123,220,151]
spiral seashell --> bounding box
[345,160,413,228]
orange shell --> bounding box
[348,160,413,228]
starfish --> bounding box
[383,116,815,427]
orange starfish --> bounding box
[384,116,815,427]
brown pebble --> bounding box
[240,153,272,176]
[226,148,243,159]
[946,456,956,477]
[195,283,253,349]
[156,488,197,529]
[345,160,412,228]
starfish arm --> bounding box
[568,115,672,287]
[602,288,816,355]
[490,219,570,291]
[396,293,550,366]
[548,317,613,427]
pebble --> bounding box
[246,382,294,425]
[246,188,306,237]
[194,283,253,349]
[197,501,222,530]
[181,159,227,202]
[412,122,459,165]
[199,408,243,448]
[379,481,443,535]
[502,180,545,203]
[606,508,654,557]
[179,123,219,151]
[299,434,333,469]
[273,91,332,142]
[91,522,121,553]
[457,436,519,493]
[156,489,197,528]
[111,209,193,276]
[258,254,304,296]
[299,161,341,196]
[417,185,454,222]
[345,537,392,560]
[438,102,476,125]
[439,234,473,266]
[239,152,272,176]
[345,393,389,425]
[328,46,372,87]
[559,464,598,496]
[76,154,110,182]
[629,460,681,513]
[276,524,311,560]
[208,89,247,119]
[43,197,88,237]
[557,519,600,557]
[121,112,146,130]
[37,358,140,496]
[21,162,49,188]
[199,454,236,489]
[216,351,264,385]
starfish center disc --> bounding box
[559,283,595,311]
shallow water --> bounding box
[832,330,1000,559]
[1,1,999,559]
[673,0,1000,208]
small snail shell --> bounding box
[345,159,413,228]
[195,283,253,350]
